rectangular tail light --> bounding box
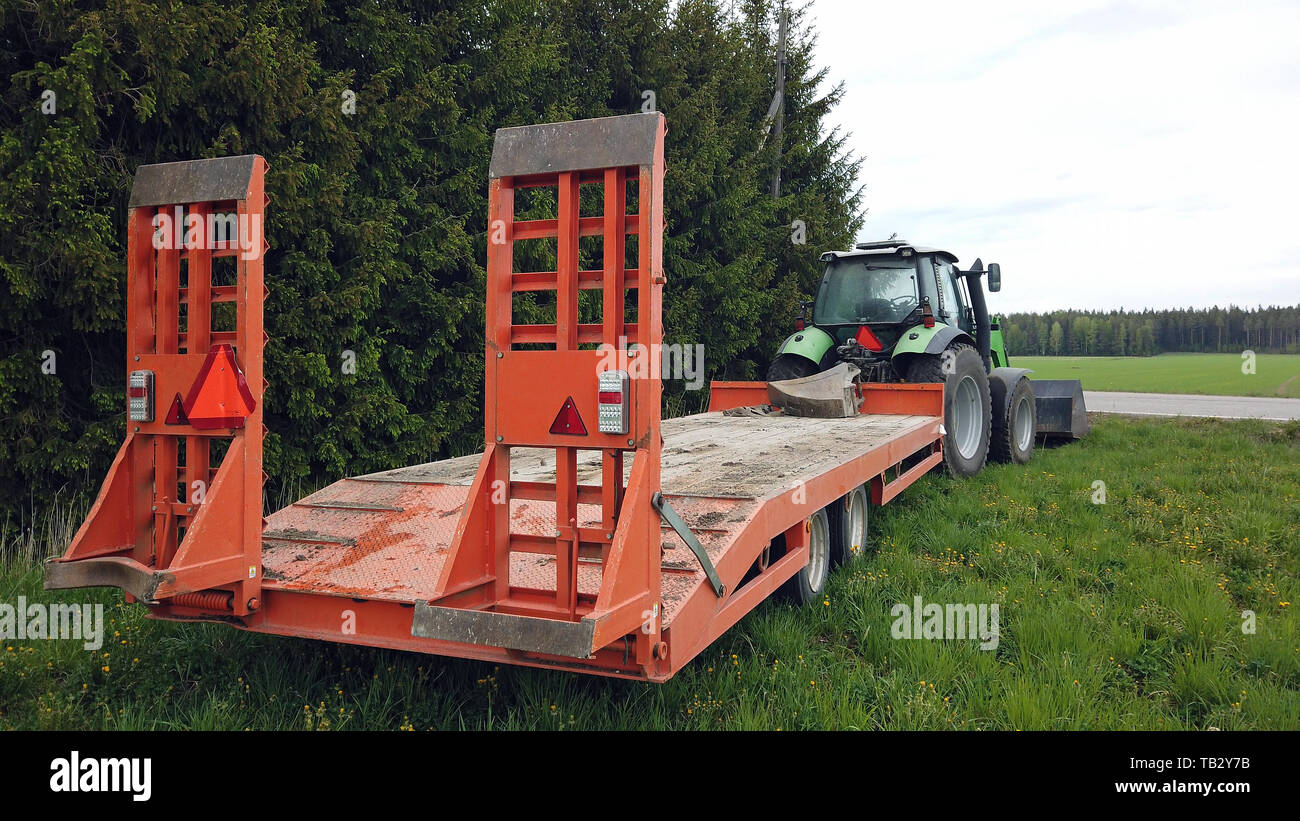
[128,370,154,422]
[597,369,629,435]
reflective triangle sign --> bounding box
[183,344,256,430]
[164,393,188,425]
[548,396,587,435]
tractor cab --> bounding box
[767,238,1087,478]
[815,242,969,357]
[773,239,1000,383]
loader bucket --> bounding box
[766,362,861,418]
[1031,379,1090,439]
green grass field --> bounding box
[2,416,1297,730]
[1013,353,1300,398]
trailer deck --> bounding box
[46,112,945,681]
[261,409,939,627]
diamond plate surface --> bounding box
[261,479,467,601]
[261,476,756,620]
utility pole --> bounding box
[767,6,788,199]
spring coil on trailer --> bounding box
[168,590,234,611]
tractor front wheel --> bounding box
[991,375,1036,464]
[904,343,991,477]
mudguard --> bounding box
[890,322,976,359]
[775,326,836,367]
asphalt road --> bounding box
[1083,391,1300,421]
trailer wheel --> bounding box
[990,376,1035,464]
[830,485,870,565]
[904,343,991,477]
[784,507,831,605]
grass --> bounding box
[2,416,1297,730]
[1013,353,1300,398]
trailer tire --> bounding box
[830,485,870,565]
[783,507,832,605]
[990,375,1036,464]
[767,353,820,382]
[904,343,991,478]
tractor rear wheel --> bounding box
[904,343,991,477]
[767,353,820,382]
[991,375,1036,464]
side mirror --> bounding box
[987,262,1001,292]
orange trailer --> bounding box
[46,113,944,682]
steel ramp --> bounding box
[45,155,268,616]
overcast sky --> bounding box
[807,0,1300,312]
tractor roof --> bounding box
[821,239,958,264]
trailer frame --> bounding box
[47,113,944,682]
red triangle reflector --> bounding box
[164,393,189,425]
[548,396,587,435]
[855,324,884,352]
[183,344,257,430]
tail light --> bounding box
[128,370,154,422]
[794,318,804,331]
[597,369,630,435]
[921,301,936,329]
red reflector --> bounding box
[794,318,804,331]
[127,386,147,398]
[164,393,188,425]
[854,325,884,352]
[923,316,935,329]
[597,391,622,404]
[183,344,257,430]
[548,396,588,435]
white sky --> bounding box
[807,0,1300,312]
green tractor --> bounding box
[769,239,1087,477]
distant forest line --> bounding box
[1001,305,1300,356]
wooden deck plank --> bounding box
[357,411,934,500]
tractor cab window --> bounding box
[814,258,919,325]
[935,260,971,331]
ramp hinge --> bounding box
[651,492,725,598]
